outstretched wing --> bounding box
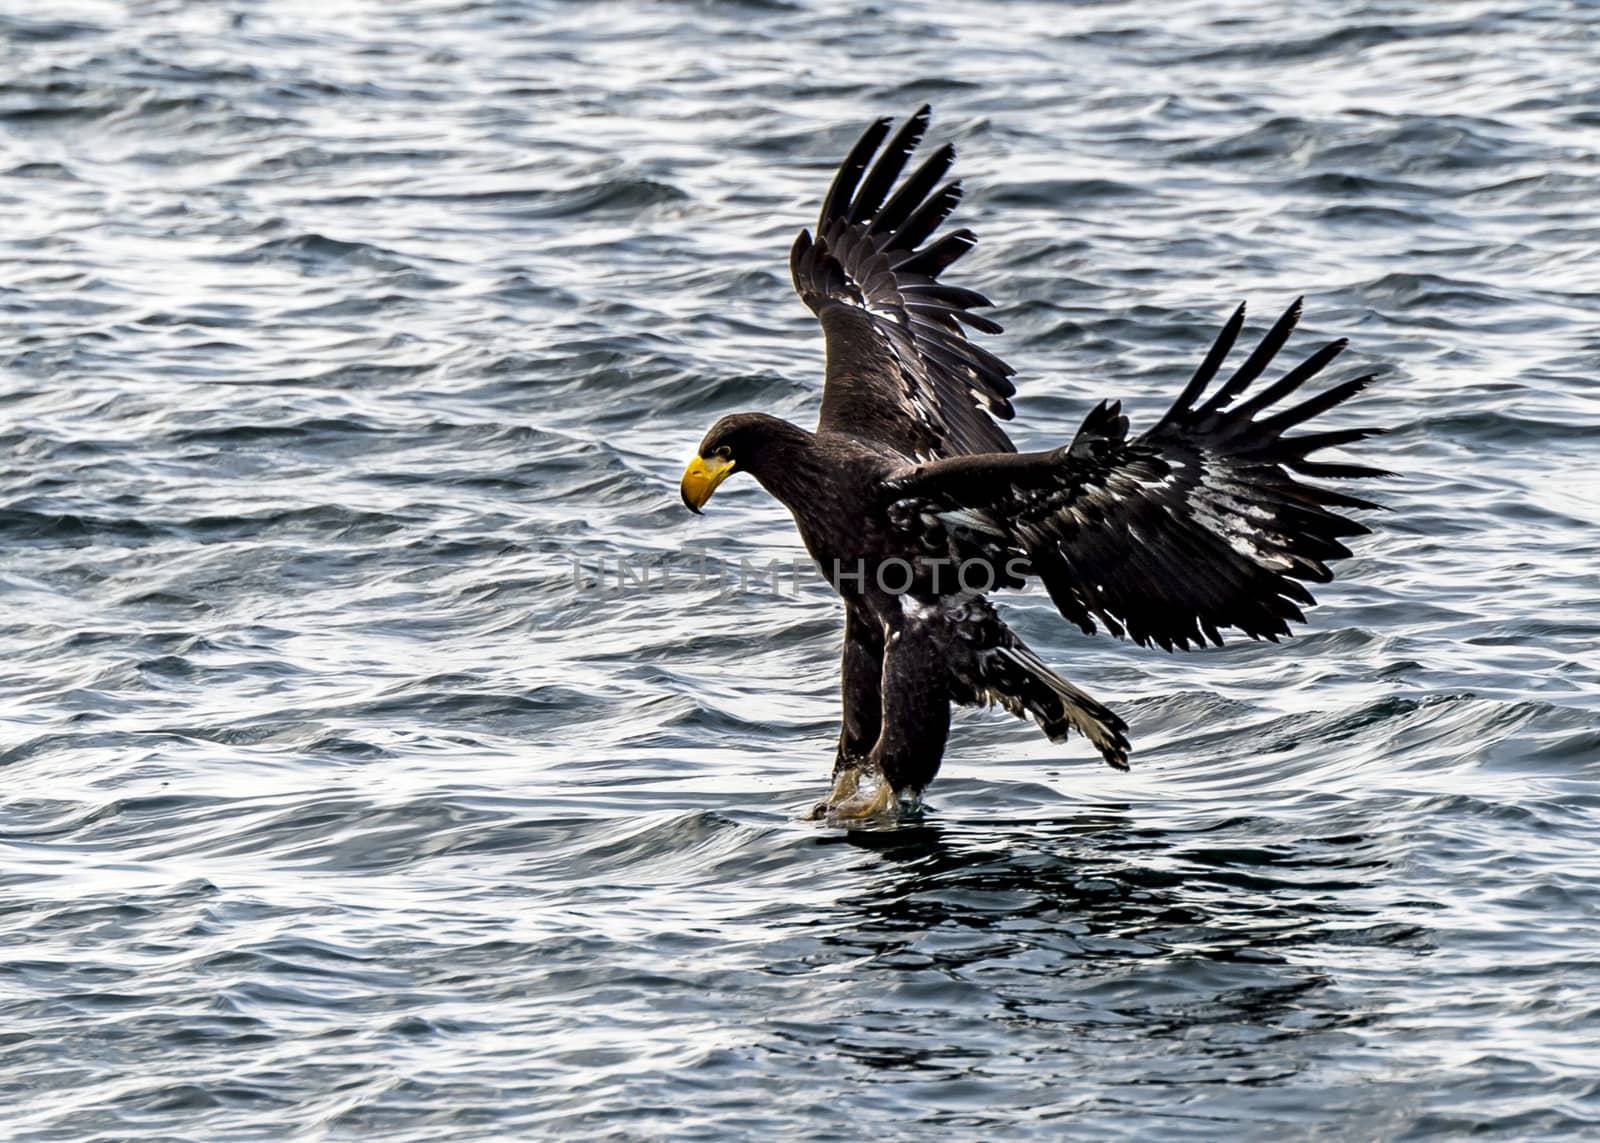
[883,299,1387,651]
[790,106,1018,461]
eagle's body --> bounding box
[680,108,1384,818]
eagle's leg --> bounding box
[829,603,950,818]
[834,600,884,778]
[808,602,884,818]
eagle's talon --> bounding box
[802,766,870,821]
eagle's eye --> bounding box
[715,445,732,460]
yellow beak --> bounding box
[680,454,736,513]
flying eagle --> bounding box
[679,107,1385,819]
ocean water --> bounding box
[3,1,1599,1138]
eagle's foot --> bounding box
[804,766,863,820]
[811,774,898,822]
[830,779,897,820]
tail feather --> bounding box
[989,646,1131,770]
[937,594,1132,771]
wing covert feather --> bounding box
[882,300,1387,650]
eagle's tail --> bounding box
[938,595,1130,770]
[985,644,1131,771]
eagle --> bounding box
[679,107,1385,819]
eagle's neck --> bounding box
[739,416,833,511]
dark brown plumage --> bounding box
[679,107,1386,819]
